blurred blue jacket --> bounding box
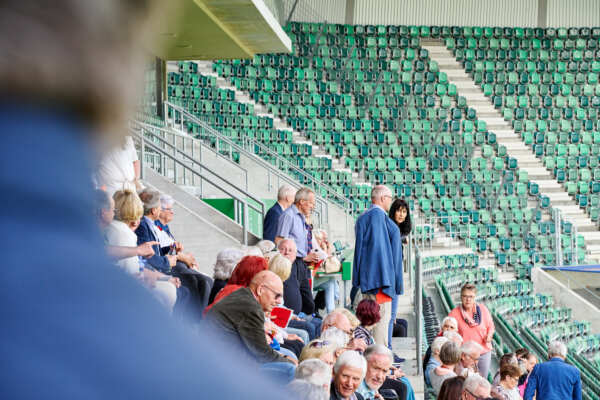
[0,104,291,400]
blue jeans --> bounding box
[313,277,338,314]
[285,327,309,345]
[260,362,296,383]
[388,294,399,349]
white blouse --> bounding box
[105,220,141,275]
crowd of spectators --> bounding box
[423,283,582,400]
[94,173,421,399]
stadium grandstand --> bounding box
[5,1,600,399]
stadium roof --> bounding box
[148,0,292,60]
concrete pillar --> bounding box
[537,0,548,28]
[345,0,355,25]
[155,57,166,118]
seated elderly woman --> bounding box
[208,248,245,304]
[294,359,332,394]
[103,189,187,312]
[205,255,268,313]
[331,350,367,400]
[299,339,336,368]
[288,379,328,400]
[425,337,449,387]
[430,341,462,396]
[353,299,381,347]
[423,316,459,369]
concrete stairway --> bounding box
[143,167,258,275]
[189,61,370,184]
[422,40,600,262]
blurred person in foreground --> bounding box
[0,1,290,398]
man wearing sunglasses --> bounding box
[206,271,296,382]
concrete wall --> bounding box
[547,0,600,27]
[531,267,600,333]
[353,0,538,27]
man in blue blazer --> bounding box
[263,184,296,242]
[524,341,582,400]
[353,185,402,348]
[136,191,212,318]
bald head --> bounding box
[277,238,297,263]
[322,311,352,335]
[251,270,283,312]
[371,185,393,211]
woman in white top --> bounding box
[105,190,178,310]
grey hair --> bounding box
[294,187,315,203]
[548,341,568,358]
[370,185,391,200]
[461,341,485,357]
[268,253,292,282]
[94,189,112,217]
[287,380,328,400]
[277,238,297,251]
[242,246,263,257]
[278,185,296,201]
[463,373,491,394]
[257,240,276,254]
[431,337,450,355]
[364,344,393,363]
[320,327,349,350]
[141,190,161,215]
[213,248,245,280]
[333,350,367,377]
[295,359,332,388]
[442,316,458,328]
[159,194,174,209]
[439,342,462,365]
[443,330,464,345]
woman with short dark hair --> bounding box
[353,299,381,346]
[437,376,465,400]
[387,198,412,349]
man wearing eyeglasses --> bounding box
[352,185,403,347]
[461,373,492,400]
[456,341,484,377]
[206,271,296,382]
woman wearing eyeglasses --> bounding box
[493,365,523,400]
[448,283,495,380]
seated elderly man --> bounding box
[462,373,492,399]
[331,350,367,400]
[295,359,332,394]
[358,345,410,400]
[208,248,245,304]
[278,238,321,340]
[456,341,485,378]
[322,310,353,336]
[206,270,296,382]
[425,337,449,386]
[135,190,213,314]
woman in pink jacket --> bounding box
[448,283,495,379]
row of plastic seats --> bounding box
[422,254,479,277]
[286,22,600,41]
[513,307,573,328]
[488,293,554,314]
[478,71,600,87]
[188,125,293,144]
[438,268,499,293]
[467,59,600,74]
[539,321,591,342]
[449,37,600,53]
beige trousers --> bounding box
[361,293,392,347]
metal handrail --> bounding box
[163,101,354,214]
[131,119,249,191]
[132,124,265,244]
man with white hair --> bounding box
[288,379,328,400]
[425,337,449,386]
[352,185,403,347]
[462,373,491,399]
[456,341,485,377]
[263,184,296,242]
[523,341,581,400]
[295,359,332,393]
[331,351,367,400]
[356,345,392,399]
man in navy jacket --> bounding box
[524,341,582,400]
[136,191,212,317]
[263,184,296,242]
